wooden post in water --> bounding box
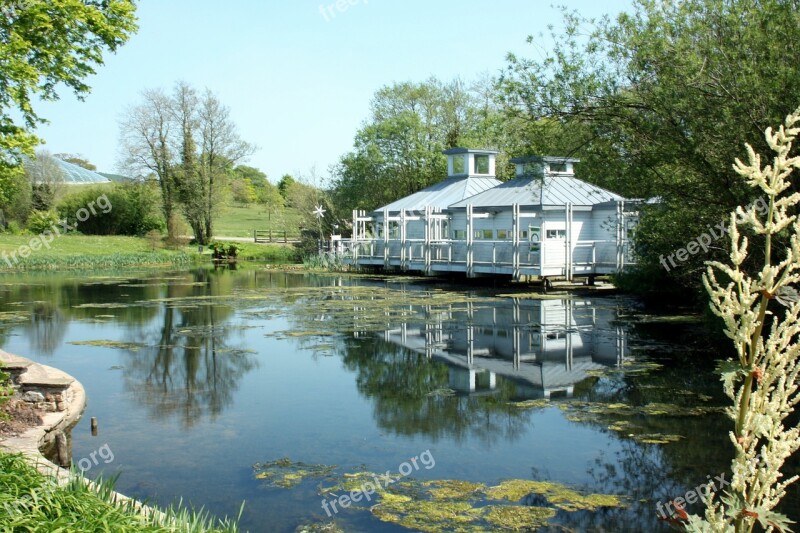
[91,416,98,436]
[55,432,70,467]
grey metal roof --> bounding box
[509,156,580,164]
[375,176,501,213]
[443,147,500,155]
[449,175,625,209]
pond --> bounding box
[0,267,797,532]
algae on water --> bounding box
[253,458,337,489]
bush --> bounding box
[26,210,60,235]
[55,183,164,236]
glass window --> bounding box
[453,229,466,240]
[389,222,400,239]
[474,154,490,174]
[522,163,541,177]
[474,229,494,239]
[546,229,567,239]
[452,155,466,174]
[497,229,509,239]
[518,230,528,239]
[549,162,567,173]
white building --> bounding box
[345,149,636,282]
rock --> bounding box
[22,391,45,403]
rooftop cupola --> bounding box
[444,148,499,178]
[510,156,579,178]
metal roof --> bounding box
[443,147,500,155]
[375,176,501,213]
[449,175,625,209]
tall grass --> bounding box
[0,252,195,272]
[0,452,242,532]
[302,253,345,271]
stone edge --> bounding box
[0,352,164,520]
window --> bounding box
[521,163,541,177]
[452,155,466,174]
[389,222,400,239]
[548,162,567,173]
[453,229,466,240]
[474,229,493,239]
[546,229,567,239]
[496,229,509,239]
[474,154,490,174]
[518,230,528,239]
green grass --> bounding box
[213,204,304,239]
[0,452,242,532]
[0,235,198,272]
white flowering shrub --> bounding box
[693,108,800,532]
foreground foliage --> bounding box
[697,109,800,530]
[0,452,240,532]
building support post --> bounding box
[383,208,390,268]
[466,204,474,278]
[512,203,520,280]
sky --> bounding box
[33,0,631,184]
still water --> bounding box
[0,267,796,532]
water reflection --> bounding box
[334,296,628,445]
[378,298,626,400]
[119,270,258,426]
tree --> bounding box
[118,88,178,238]
[119,83,254,244]
[54,153,96,171]
[498,0,800,295]
[277,174,295,200]
[0,0,137,199]
[196,89,254,241]
[25,150,64,211]
[329,76,509,219]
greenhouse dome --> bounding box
[22,155,111,185]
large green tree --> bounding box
[498,0,800,295]
[330,77,509,219]
[0,0,137,207]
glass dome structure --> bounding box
[22,155,111,185]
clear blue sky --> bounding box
[33,0,630,184]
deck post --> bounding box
[566,202,573,281]
[383,208,390,268]
[466,204,474,277]
[400,210,407,269]
[512,203,520,280]
[424,206,432,274]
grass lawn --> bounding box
[0,234,197,271]
[212,203,304,239]
[0,234,300,271]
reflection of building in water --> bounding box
[382,298,626,399]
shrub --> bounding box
[26,210,60,235]
[55,183,164,236]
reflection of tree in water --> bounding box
[545,352,733,532]
[25,302,67,355]
[121,269,257,427]
[336,336,534,445]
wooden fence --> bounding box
[253,230,300,243]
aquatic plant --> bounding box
[697,108,800,531]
